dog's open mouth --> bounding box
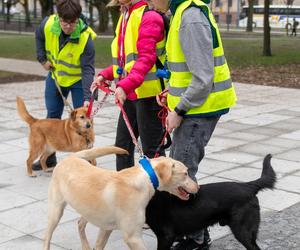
[177,186,190,200]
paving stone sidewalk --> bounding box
[0,58,300,249]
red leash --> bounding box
[89,85,171,158]
[154,90,172,158]
[116,100,144,157]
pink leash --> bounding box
[89,82,144,157]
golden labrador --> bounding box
[43,146,199,250]
[16,96,95,177]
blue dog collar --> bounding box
[139,157,159,189]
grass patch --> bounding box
[223,37,300,67]
[0,33,299,87]
[0,34,36,61]
[0,33,113,67]
[94,37,113,67]
[0,33,299,69]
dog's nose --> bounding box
[86,123,91,129]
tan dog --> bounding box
[16,96,95,177]
[43,146,199,250]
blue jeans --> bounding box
[45,72,84,118]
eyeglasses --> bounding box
[59,18,78,27]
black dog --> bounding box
[146,154,276,250]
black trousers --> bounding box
[115,97,165,171]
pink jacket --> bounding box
[98,1,165,100]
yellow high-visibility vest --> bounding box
[111,6,166,99]
[167,0,237,115]
[44,14,97,87]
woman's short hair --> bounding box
[56,0,82,21]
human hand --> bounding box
[90,75,105,93]
[115,87,127,105]
[83,100,90,108]
[166,111,183,133]
[42,61,53,71]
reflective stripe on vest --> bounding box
[45,51,81,69]
[168,55,226,72]
[166,0,237,114]
[111,6,166,99]
[44,15,96,87]
[169,79,232,96]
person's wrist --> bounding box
[174,107,186,117]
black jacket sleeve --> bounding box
[35,17,49,64]
[80,36,95,101]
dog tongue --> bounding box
[178,187,190,200]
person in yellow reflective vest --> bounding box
[91,0,167,171]
[150,0,237,249]
[34,0,96,170]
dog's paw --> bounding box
[28,173,37,178]
[44,168,54,173]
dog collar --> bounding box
[139,157,159,189]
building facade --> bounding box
[210,0,300,26]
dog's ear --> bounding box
[70,110,77,120]
[155,161,173,184]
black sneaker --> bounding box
[171,237,211,250]
[32,153,57,171]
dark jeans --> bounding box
[170,116,220,243]
[170,116,220,181]
[45,72,84,118]
[115,97,165,171]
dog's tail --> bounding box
[73,146,128,161]
[16,96,37,125]
[248,154,277,194]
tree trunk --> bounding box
[39,0,53,18]
[2,0,5,14]
[33,0,37,19]
[6,1,11,23]
[89,4,94,29]
[21,0,32,27]
[109,6,120,32]
[246,0,254,32]
[96,2,109,33]
[263,0,271,56]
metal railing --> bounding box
[0,14,42,33]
